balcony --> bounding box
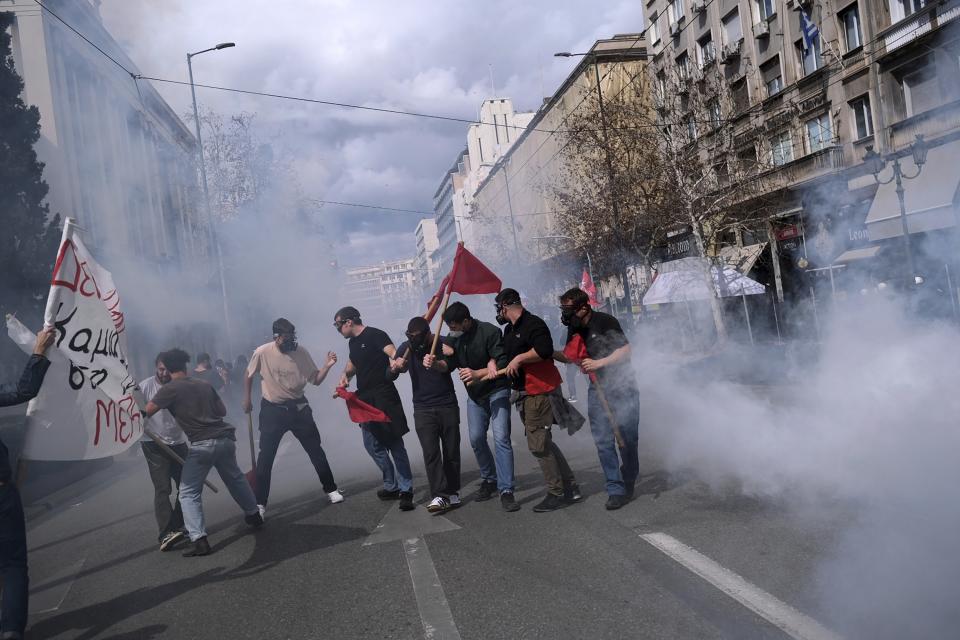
[756,146,846,193]
[886,99,960,150]
[880,0,960,56]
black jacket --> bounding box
[1,355,51,482]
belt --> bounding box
[264,397,309,410]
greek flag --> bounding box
[800,8,820,51]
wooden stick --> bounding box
[144,427,219,493]
[429,289,452,357]
[246,413,257,470]
[591,376,626,449]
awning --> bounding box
[865,140,960,241]
[833,245,881,264]
[719,242,768,274]
[643,257,765,305]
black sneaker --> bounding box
[244,512,264,528]
[182,536,212,557]
[398,491,415,511]
[605,494,627,511]
[500,492,520,512]
[563,484,583,504]
[377,488,401,501]
[625,484,635,501]
[475,481,498,502]
[533,493,566,513]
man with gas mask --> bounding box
[391,316,461,513]
[440,301,519,512]
[554,288,639,510]
[494,289,581,512]
[243,318,343,517]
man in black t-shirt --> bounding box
[555,288,640,511]
[392,316,461,513]
[334,306,415,511]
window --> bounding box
[900,61,940,116]
[850,95,874,139]
[676,52,690,80]
[840,4,862,51]
[771,130,794,166]
[797,37,822,76]
[649,12,661,43]
[805,113,833,152]
[761,56,783,96]
[731,79,750,112]
[656,70,668,100]
[686,114,698,140]
[756,0,775,21]
[722,9,743,45]
[889,0,926,22]
[698,33,716,67]
[668,0,685,23]
[709,100,722,128]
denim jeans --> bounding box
[0,484,28,638]
[179,436,259,542]
[361,427,413,493]
[466,388,514,494]
[587,383,640,496]
[142,441,187,540]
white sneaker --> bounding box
[257,504,266,519]
[328,489,345,504]
[427,496,449,513]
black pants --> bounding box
[413,405,461,498]
[141,441,187,541]
[0,484,28,638]
[255,399,337,505]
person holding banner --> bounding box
[0,327,54,640]
[334,306,415,512]
[555,288,640,511]
[146,349,263,557]
[138,355,188,552]
[243,318,343,517]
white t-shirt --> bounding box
[139,376,187,445]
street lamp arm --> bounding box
[900,164,923,181]
[871,170,896,187]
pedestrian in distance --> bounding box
[138,355,189,551]
[192,352,222,390]
[145,348,263,557]
[394,316,462,513]
[0,327,55,640]
[441,301,519,512]
[334,306,415,512]
[243,318,344,517]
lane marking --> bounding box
[403,536,462,640]
[638,532,842,640]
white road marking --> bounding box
[638,532,842,640]
[403,536,462,640]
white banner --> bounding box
[7,316,143,460]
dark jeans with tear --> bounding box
[142,441,188,541]
[0,484,28,637]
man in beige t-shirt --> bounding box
[243,318,342,514]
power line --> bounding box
[32,0,135,78]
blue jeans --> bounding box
[361,428,413,493]
[0,485,28,638]
[466,388,514,494]
[179,436,259,542]
[587,383,640,496]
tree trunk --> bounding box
[690,218,728,343]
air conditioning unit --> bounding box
[691,0,707,14]
[720,40,742,64]
[753,21,770,38]
[670,21,681,37]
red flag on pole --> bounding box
[335,387,391,423]
[423,274,451,323]
[580,268,599,306]
[448,244,501,295]
[563,334,598,383]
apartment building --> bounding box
[342,258,420,321]
[415,218,440,297]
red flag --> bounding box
[563,334,597,383]
[423,274,451,322]
[448,244,501,295]
[335,387,391,423]
[580,268,599,306]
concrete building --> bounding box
[433,99,535,275]
[415,218,440,297]
[343,258,420,321]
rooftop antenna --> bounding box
[488,64,496,99]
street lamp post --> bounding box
[555,49,648,320]
[187,42,235,351]
[863,134,928,286]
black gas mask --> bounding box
[276,333,298,353]
[560,305,585,328]
[495,304,509,326]
[406,331,428,351]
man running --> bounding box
[243,318,343,516]
[441,301,518,512]
[334,306,415,512]
[555,288,639,510]
[146,349,263,557]
[495,289,580,513]
[139,355,188,551]
[393,316,461,513]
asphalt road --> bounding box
[20,402,858,640]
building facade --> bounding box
[342,258,420,321]
[415,218,440,297]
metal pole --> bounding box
[502,164,521,263]
[893,159,918,284]
[189,53,234,354]
[593,60,634,321]
[741,293,754,345]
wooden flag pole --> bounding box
[143,427,219,493]
[429,289,452,357]
[246,413,257,470]
[591,376,626,449]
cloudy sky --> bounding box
[100,0,644,266]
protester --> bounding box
[441,301,518,512]
[146,349,263,557]
[0,327,54,640]
[555,288,640,510]
[393,317,461,513]
[335,306,415,511]
[495,289,581,512]
[193,352,221,390]
[243,318,343,516]
[138,356,188,551]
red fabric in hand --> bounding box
[335,387,391,423]
[563,334,597,383]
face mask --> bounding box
[560,308,577,327]
[495,311,508,325]
[407,333,427,349]
[446,330,463,339]
[278,336,298,353]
